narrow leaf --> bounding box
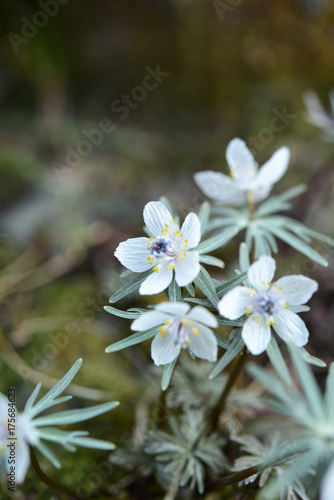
[33,401,120,427]
[266,336,292,384]
[168,278,182,302]
[196,226,240,254]
[216,271,247,298]
[104,306,140,319]
[105,325,160,353]
[209,331,244,379]
[161,358,178,391]
[262,224,328,266]
[199,255,225,268]
[198,201,211,234]
[28,359,82,418]
[194,266,219,307]
[109,269,152,303]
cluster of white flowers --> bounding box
[113,138,319,365]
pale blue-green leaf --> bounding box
[253,228,271,258]
[24,383,42,413]
[207,216,243,232]
[34,440,61,468]
[27,359,82,418]
[239,242,250,272]
[245,226,253,253]
[289,344,326,422]
[255,184,307,217]
[168,278,182,302]
[295,346,326,367]
[209,331,244,379]
[325,362,334,421]
[216,317,245,327]
[188,345,196,360]
[159,196,173,214]
[183,297,212,307]
[216,271,248,298]
[104,306,140,319]
[259,449,322,500]
[161,358,178,391]
[120,268,135,278]
[33,401,119,427]
[260,228,279,254]
[70,436,116,450]
[198,201,211,234]
[213,332,229,350]
[105,325,160,353]
[264,216,312,243]
[109,269,152,303]
[261,224,328,266]
[195,226,241,254]
[36,427,85,442]
[288,305,310,313]
[266,337,292,385]
[194,266,219,307]
[199,255,225,268]
[185,282,195,297]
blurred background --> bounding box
[0,0,334,498]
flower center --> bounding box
[257,294,278,316]
[150,238,179,260]
[160,318,200,349]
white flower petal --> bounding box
[188,324,218,362]
[272,309,309,346]
[174,251,200,287]
[272,275,318,305]
[187,306,218,328]
[226,138,255,179]
[218,286,256,320]
[151,332,181,366]
[242,315,271,355]
[253,146,290,189]
[320,459,334,500]
[194,171,246,205]
[180,213,201,249]
[139,264,173,295]
[131,311,170,331]
[248,256,276,293]
[115,237,152,272]
[155,302,190,316]
[14,437,30,484]
[143,201,175,238]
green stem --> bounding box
[247,190,255,220]
[30,447,80,500]
[210,346,248,431]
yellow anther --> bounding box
[279,287,282,290]
[192,329,200,337]
[229,172,235,178]
[273,321,276,326]
[165,223,169,228]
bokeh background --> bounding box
[0,0,334,498]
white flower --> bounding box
[0,395,38,484]
[131,302,218,365]
[115,201,201,295]
[194,138,290,206]
[320,459,334,500]
[218,255,318,355]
